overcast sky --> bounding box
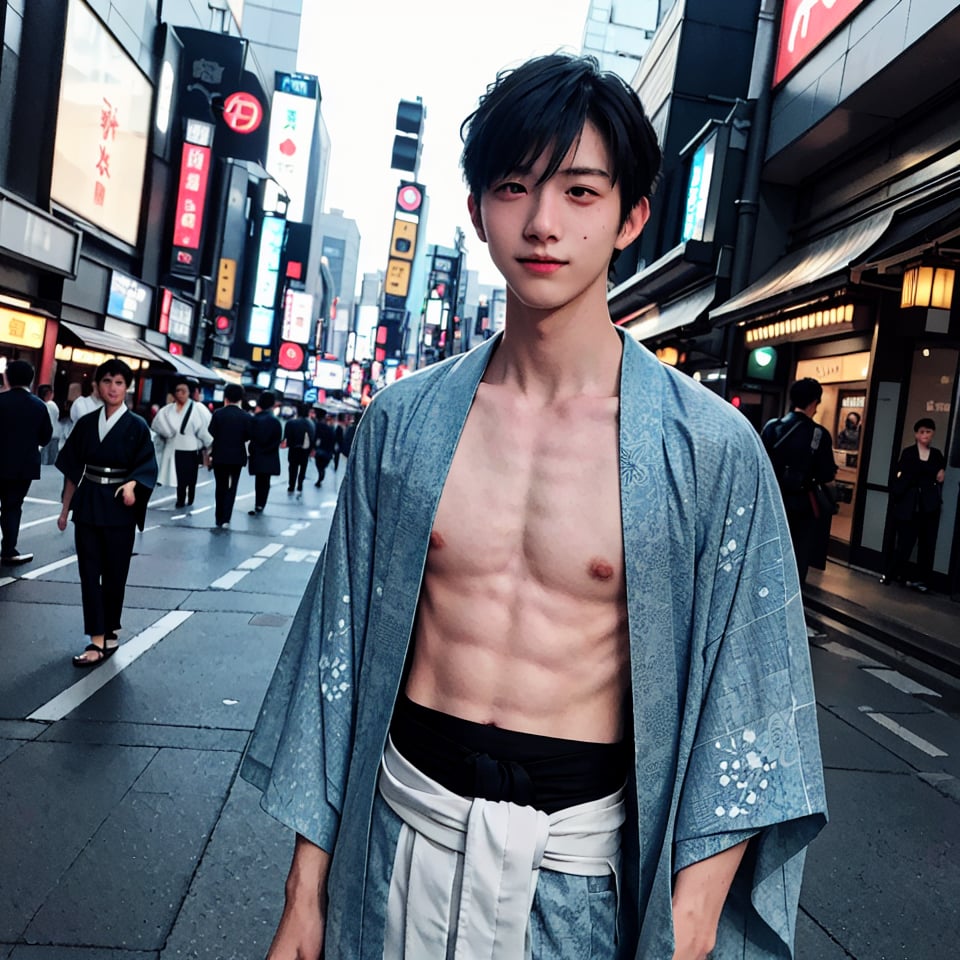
[297,0,591,290]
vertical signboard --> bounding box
[247,214,286,346]
[170,120,214,276]
[264,73,318,222]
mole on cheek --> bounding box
[589,558,614,580]
[430,530,446,550]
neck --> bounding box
[485,286,622,402]
[103,401,123,418]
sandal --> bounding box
[72,641,119,668]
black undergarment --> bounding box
[389,694,630,814]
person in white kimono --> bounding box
[244,54,826,960]
[152,377,213,508]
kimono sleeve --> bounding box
[55,416,88,485]
[240,407,380,852]
[675,431,827,957]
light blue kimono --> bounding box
[241,331,827,958]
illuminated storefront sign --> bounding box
[774,0,868,86]
[168,297,194,343]
[0,307,46,349]
[50,0,152,246]
[253,215,286,308]
[313,358,345,391]
[282,291,313,345]
[107,270,152,326]
[55,343,142,370]
[248,306,274,347]
[170,120,214,277]
[222,91,263,134]
[681,135,717,243]
[278,341,304,371]
[264,78,317,222]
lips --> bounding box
[517,256,565,274]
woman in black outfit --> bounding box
[880,417,946,592]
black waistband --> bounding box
[389,694,630,814]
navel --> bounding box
[430,530,446,550]
[589,557,614,581]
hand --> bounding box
[937,469,945,484]
[57,513,68,532]
[265,895,324,960]
[117,481,137,507]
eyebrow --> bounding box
[557,165,611,180]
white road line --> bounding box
[863,668,941,698]
[21,514,59,529]
[281,521,311,537]
[20,556,78,580]
[256,543,284,558]
[25,496,61,505]
[171,513,187,520]
[0,576,15,589]
[237,556,266,570]
[141,524,161,532]
[190,505,212,515]
[284,548,321,563]
[819,641,883,667]
[27,610,195,723]
[866,712,948,758]
[150,493,178,506]
[210,569,250,590]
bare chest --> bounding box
[430,388,624,598]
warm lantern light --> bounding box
[901,264,955,310]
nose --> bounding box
[523,186,560,243]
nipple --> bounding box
[430,530,446,550]
[589,557,614,581]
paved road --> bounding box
[1,463,959,958]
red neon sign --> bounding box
[278,342,304,371]
[172,142,211,249]
[773,0,867,86]
[223,92,264,134]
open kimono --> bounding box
[242,332,827,959]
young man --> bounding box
[244,55,826,959]
[208,383,252,528]
[247,391,282,515]
[56,359,157,666]
[760,378,838,585]
[0,360,53,566]
[282,403,316,496]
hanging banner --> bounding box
[170,120,214,277]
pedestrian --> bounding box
[0,359,53,566]
[242,54,826,960]
[37,384,61,465]
[339,413,356,461]
[152,377,213,509]
[247,390,282,516]
[761,377,838,585]
[55,359,157,666]
[69,379,102,431]
[880,417,946,592]
[332,415,344,470]
[313,410,337,487]
[283,402,315,497]
[208,383,252,528]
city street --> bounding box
[1,463,959,959]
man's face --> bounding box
[468,121,648,315]
[97,374,128,408]
[174,384,190,404]
[916,426,935,445]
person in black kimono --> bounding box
[880,417,947,592]
[247,390,282,516]
[283,403,315,497]
[56,359,158,666]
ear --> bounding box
[467,194,486,243]
[614,197,650,251]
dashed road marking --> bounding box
[281,521,311,537]
[859,707,948,758]
[25,496,61,505]
[21,555,78,580]
[256,543,284,558]
[210,569,251,590]
[190,505,212,515]
[237,556,266,570]
[819,641,882,667]
[0,576,15,589]
[21,514,59,529]
[28,610,195,723]
[863,668,941,698]
[283,548,321,563]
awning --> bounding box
[212,366,244,385]
[58,320,159,363]
[144,343,224,383]
[709,207,898,327]
[622,282,717,343]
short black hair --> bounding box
[461,53,662,226]
[790,377,822,409]
[224,383,244,403]
[914,417,936,432]
[5,359,34,388]
[297,402,310,417]
[94,358,133,386]
[258,391,276,411]
[37,384,53,400]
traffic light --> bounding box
[391,99,424,176]
[213,309,237,345]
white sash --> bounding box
[378,736,624,960]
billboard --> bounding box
[50,0,152,246]
[264,77,318,222]
[169,121,214,276]
[282,291,313,345]
[107,270,153,326]
[773,0,868,86]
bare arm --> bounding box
[57,479,76,532]
[671,839,749,960]
[266,834,331,960]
